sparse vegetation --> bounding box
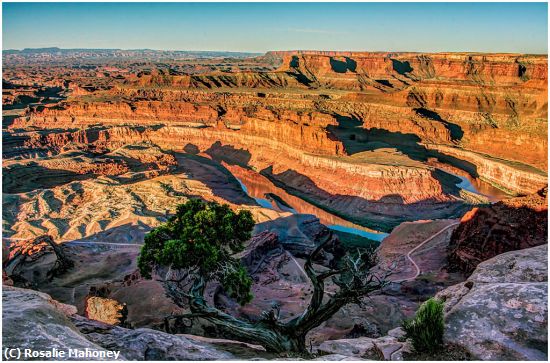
[402,297,445,353]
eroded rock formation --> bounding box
[448,188,548,274]
[3,235,73,287]
[4,51,547,238]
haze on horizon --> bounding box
[2,2,548,54]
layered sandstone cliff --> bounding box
[3,50,547,237]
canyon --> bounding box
[2,48,548,360]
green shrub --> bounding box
[402,298,445,353]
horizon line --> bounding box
[3,47,548,56]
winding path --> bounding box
[394,222,460,283]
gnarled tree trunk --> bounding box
[160,238,387,353]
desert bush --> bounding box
[402,297,445,353]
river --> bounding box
[230,164,508,243]
[230,166,390,242]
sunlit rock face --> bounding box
[448,187,548,274]
[3,235,73,287]
[2,49,547,357]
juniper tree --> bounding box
[139,199,389,353]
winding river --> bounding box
[229,164,509,242]
[230,165,389,242]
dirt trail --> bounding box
[394,222,460,283]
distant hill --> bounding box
[2,48,262,60]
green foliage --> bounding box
[402,298,445,353]
[138,199,255,305]
[220,264,254,305]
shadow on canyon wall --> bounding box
[3,163,95,194]
[180,141,470,232]
[413,107,464,141]
[327,115,475,177]
[178,143,256,206]
[257,165,469,232]
[330,57,357,73]
[204,141,252,167]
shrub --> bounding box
[402,297,445,353]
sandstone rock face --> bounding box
[4,235,72,287]
[3,286,237,360]
[436,245,548,360]
[316,331,412,361]
[85,296,127,326]
[448,188,548,274]
[72,316,235,360]
[6,52,546,216]
[424,144,547,195]
[2,286,110,359]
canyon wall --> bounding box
[4,50,547,235]
[448,188,548,274]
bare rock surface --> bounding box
[313,354,368,361]
[3,285,237,360]
[3,235,72,287]
[448,188,548,274]
[436,244,548,360]
[72,316,235,360]
[2,286,111,360]
[85,296,127,326]
[316,334,411,361]
[317,337,377,358]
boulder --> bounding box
[436,244,548,360]
[179,334,269,359]
[85,296,127,326]
[468,244,548,284]
[3,235,72,287]
[316,337,376,358]
[316,334,411,361]
[372,336,408,361]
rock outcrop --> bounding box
[436,245,548,360]
[72,316,235,360]
[316,327,411,361]
[2,286,112,359]
[85,296,128,326]
[2,286,236,360]
[448,188,548,274]
[253,215,343,265]
[3,235,73,287]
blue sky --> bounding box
[2,2,548,53]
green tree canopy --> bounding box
[138,199,255,305]
[138,199,388,353]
